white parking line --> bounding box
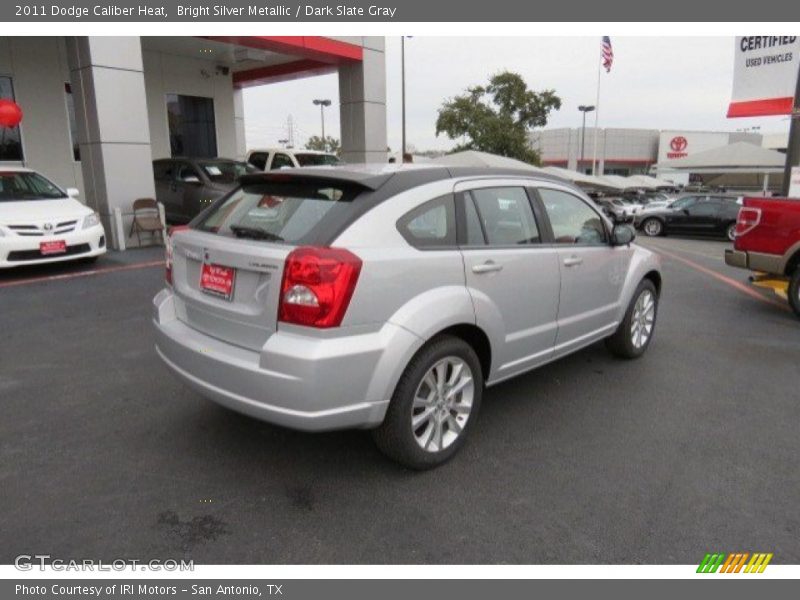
[0,260,163,289]
[639,238,726,261]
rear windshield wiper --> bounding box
[229,224,284,242]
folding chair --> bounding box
[129,198,165,246]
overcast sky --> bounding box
[242,36,790,154]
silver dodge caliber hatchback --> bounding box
[153,165,662,469]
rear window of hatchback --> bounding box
[192,180,364,245]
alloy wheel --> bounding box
[411,357,474,453]
[644,219,662,236]
[630,289,656,349]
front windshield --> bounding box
[294,153,341,167]
[0,171,66,202]
[199,161,257,184]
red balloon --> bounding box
[0,99,23,128]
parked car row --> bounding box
[593,191,678,223]
[635,194,742,241]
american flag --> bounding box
[601,36,614,73]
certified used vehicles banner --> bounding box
[728,36,800,117]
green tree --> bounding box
[305,135,341,154]
[435,71,561,165]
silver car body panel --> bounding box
[153,168,661,430]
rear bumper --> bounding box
[0,225,106,268]
[153,289,419,431]
[724,248,783,274]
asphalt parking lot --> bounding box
[1,237,799,565]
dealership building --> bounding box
[530,127,785,184]
[0,36,387,248]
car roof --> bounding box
[238,163,568,192]
[154,157,244,163]
[247,148,335,156]
[0,167,34,173]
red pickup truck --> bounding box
[725,197,800,317]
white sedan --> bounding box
[0,169,106,268]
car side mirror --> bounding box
[66,187,80,199]
[608,211,633,225]
[611,223,635,246]
[182,175,201,184]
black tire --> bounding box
[605,279,659,359]
[372,335,483,470]
[725,222,736,242]
[789,268,800,319]
[641,217,663,237]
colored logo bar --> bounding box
[697,552,773,573]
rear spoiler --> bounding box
[239,171,391,191]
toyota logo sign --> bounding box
[670,136,688,152]
[667,136,689,159]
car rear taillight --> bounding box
[735,207,762,237]
[165,239,174,286]
[278,247,362,328]
[165,225,189,286]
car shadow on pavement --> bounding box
[0,247,164,283]
[167,340,618,478]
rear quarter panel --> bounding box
[335,179,475,335]
[333,179,478,409]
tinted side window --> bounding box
[176,163,199,182]
[463,193,486,245]
[397,195,456,249]
[153,161,174,181]
[469,187,539,246]
[687,201,719,216]
[271,153,294,170]
[248,152,268,170]
[671,196,699,210]
[539,188,607,246]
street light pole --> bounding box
[401,36,407,158]
[312,98,332,144]
[578,105,595,172]
[782,62,800,196]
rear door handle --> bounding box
[472,261,503,274]
[563,256,583,267]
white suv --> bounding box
[245,148,341,171]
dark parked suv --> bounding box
[153,158,257,224]
[637,194,742,241]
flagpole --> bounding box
[591,47,601,176]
